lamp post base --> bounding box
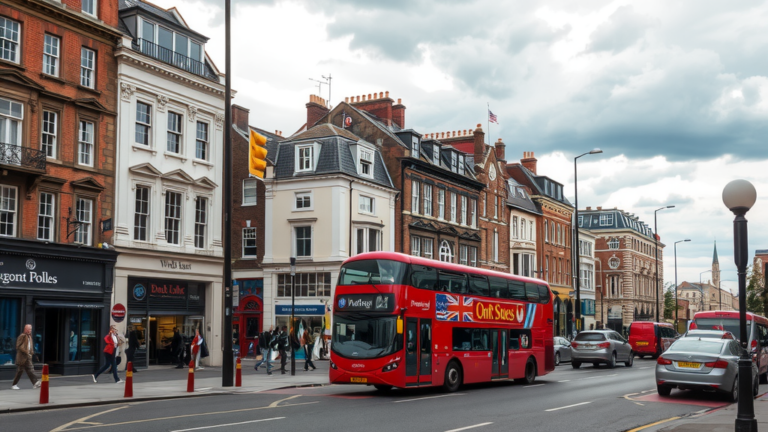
[734,419,757,432]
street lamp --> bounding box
[573,148,602,333]
[722,179,758,432]
[290,257,296,376]
[674,239,691,327]
[654,205,674,322]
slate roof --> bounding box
[755,249,768,255]
[419,138,479,182]
[119,0,183,27]
[507,164,573,207]
[578,208,655,240]
[344,104,406,147]
[506,179,541,215]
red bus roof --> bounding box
[343,252,548,286]
[694,310,768,325]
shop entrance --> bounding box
[234,295,263,358]
[128,315,204,367]
[33,304,101,375]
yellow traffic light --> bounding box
[249,130,268,178]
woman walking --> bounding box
[192,328,204,370]
[93,326,123,384]
[302,330,316,371]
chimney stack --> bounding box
[473,124,484,164]
[306,94,330,128]
[350,91,396,126]
[494,138,506,162]
[392,98,405,129]
[521,151,537,175]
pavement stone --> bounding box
[644,393,768,432]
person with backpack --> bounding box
[302,330,316,371]
[254,326,274,374]
[277,326,289,374]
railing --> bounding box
[133,39,218,82]
[0,143,46,172]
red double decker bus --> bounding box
[329,252,555,392]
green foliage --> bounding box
[663,282,677,319]
[746,265,765,314]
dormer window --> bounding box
[599,213,614,226]
[411,136,419,158]
[138,18,208,78]
[433,145,440,165]
[458,154,465,175]
[297,145,314,172]
[451,152,458,173]
[359,148,373,178]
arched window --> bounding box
[439,240,453,262]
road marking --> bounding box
[557,380,571,382]
[545,401,591,412]
[625,417,680,432]
[444,422,493,432]
[170,417,284,432]
[524,384,545,388]
[269,395,301,407]
[639,367,651,369]
[51,406,129,432]
[393,393,465,403]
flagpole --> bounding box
[487,103,490,145]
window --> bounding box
[195,121,209,160]
[411,136,419,157]
[74,197,92,245]
[412,236,434,259]
[470,199,477,228]
[135,102,151,145]
[411,264,438,290]
[458,154,465,175]
[242,179,257,206]
[460,196,467,225]
[82,0,97,16]
[437,189,445,219]
[433,145,440,165]
[512,216,518,239]
[80,48,95,88]
[424,238,434,259]
[194,197,207,249]
[359,195,374,214]
[164,191,182,245]
[134,186,150,241]
[469,246,477,267]
[460,245,468,265]
[521,219,527,240]
[440,271,466,293]
[544,220,548,242]
[37,192,55,241]
[276,273,331,297]
[0,98,22,148]
[43,35,60,76]
[483,193,487,217]
[600,213,614,226]
[493,230,499,262]
[297,145,314,171]
[0,185,17,236]
[494,196,498,219]
[0,17,20,63]
[530,221,534,241]
[453,328,490,351]
[242,228,257,257]
[578,215,583,227]
[295,192,311,210]
[423,184,432,216]
[411,236,420,257]
[359,148,373,177]
[166,112,182,153]
[608,237,620,250]
[41,111,57,157]
[0,298,21,364]
[355,227,381,254]
[450,192,457,222]
[78,121,94,166]
[439,240,453,262]
[295,226,312,257]
[451,152,458,173]
[411,180,420,214]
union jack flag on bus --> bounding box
[436,294,474,322]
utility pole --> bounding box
[221,0,233,387]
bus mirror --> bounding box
[397,317,403,334]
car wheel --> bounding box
[625,351,634,367]
[754,377,760,398]
[374,385,393,392]
[516,358,537,385]
[657,384,672,396]
[443,361,462,393]
[555,352,561,366]
[572,361,581,369]
[727,378,739,403]
[760,372,768,385]
[607,352,617,369]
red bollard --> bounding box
[124,361,133,398]
[187,360,195,392]
[236,357,242,387]
[39,364,49,405]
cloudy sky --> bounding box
[152,0,768,294]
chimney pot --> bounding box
[586,206,591,210]
[597,206,603,210]
[344,97,348,103]
[368,93,371,100]
[520,150,537,175]
[385,91,389,98]
[397,98,402,104]
[379,92,384,99]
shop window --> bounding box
[276,272,331,297]
[69,309,97,362]
[0,298,21,365]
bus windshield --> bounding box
[695,318,751,342]
[332,314,398,359]
[339,260,409,286]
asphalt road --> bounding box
[3,357,764,432]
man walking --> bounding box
[278,326,289,374]
[254,327,275,374]
[125,325,140,373]
[11,324,41,390]
[171,327,184,368]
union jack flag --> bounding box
[488,110,498,124]
[436,294,474,322]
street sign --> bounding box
[111,303,126,323]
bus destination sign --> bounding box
[336,294,395,313]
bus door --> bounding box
[405,318,432,386]
[491,330,508,379]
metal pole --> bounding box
[290,257,296,376]
[654,211,659,322]
[674,243,678,326]
[734,212,756,431]
[574,157,581,331]
[221,0,233,387]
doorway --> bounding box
[491,329,508,379]
[405,318,432,386]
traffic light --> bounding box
[249,130,268,178]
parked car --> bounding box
[656,337,759,401]
[628,321,677,359]
[682,329,735,340]
[554,337,572,366]
[571,330,633,369]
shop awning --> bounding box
[35,300,105,309]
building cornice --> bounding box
[9,0,122,45]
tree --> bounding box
[663,282,677,320]
[746,265,765,314]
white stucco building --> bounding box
[577,228,597,330]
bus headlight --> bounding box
[382,362,399,373]
[330,361,337,370]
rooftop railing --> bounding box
[133,38,218,82]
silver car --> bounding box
[571,330,634,369]
[554,337,572,366]
[656,338,759,401]
[682,329,735,340]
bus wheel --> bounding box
[515,358,536,385]
[374,385,393,392]
[443,361,462,392]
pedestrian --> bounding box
[172,327,184,368]
[277,326,289,374]
[254,327,274,374]
[125,325,140,373]
[302,330,316,371]
[192,328,204,370]
[11,324,41,390]
[93,326,123,384]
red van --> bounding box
[628,322,677,358]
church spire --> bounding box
[713,241,719,265]
[712,241,720,289]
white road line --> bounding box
[558,380,571,382]
[444,422,493,432]
[524,384,545,388]
[639,367,651,369]
[545,401,592,412]
[170,417,284,432]
[393,393,466,403]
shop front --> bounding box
[0,239,117,378]
[274,303,326,337]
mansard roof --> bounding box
[578,207,655,240]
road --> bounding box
[2,357,763,432]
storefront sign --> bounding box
[335,294,395,313]
[150,282,187,298]
[129,317,143,324]
[275,304,326,315]
[0,255,104,291]
[159,260,192,271]
[111,303,126,323]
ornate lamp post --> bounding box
[722,179,758,432]
[573,148,602,332]
[654,206,674,322]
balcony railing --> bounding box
[0,143,46,172]
[133,39,218,82]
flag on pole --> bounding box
[488,110,498,124]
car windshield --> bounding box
[695,318,751,342]
[339,260,409,286]
[332,314,398,359]
[574,333,606,342]
[668,339,725,354]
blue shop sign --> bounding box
[275,304,325,315]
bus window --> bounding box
[440,272,467,294]
[537,285,550,304]
[472,329,490,351]
[468,274,489,296]
[508,281,526,301]
[339,259,408,285]
[510,329,532,350]
[525,283,539,302]
[488,277,508,298]
[411,265,438,290]
[453,328,472,351]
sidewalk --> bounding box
[0,359,329,413]
[642,393,768,432]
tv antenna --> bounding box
[308,73,332,106]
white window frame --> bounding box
[0,17,20,64]
[78,120,94,167]
[451,152,458,173]
[600,213,614,226]
[166,111,183,154]
[411,180,420,214]
[458,154,465,175]
[483,193,487,217]
[469,246,477,267]
[437,189,445,220]
[355,226,381,255]
[242,227,257,257]
[412,136,419,158]
[433,145,440,165]
[242,178,258,206]
[294,191,312,211]
[195,121,209,160]
[194,197,207,249]
[493,230,499,262]
[135,101,152,146]
[134,185,150,241]
[512,216,518,239]
[470,198,477,228]
[359,195,374,215]
[423,184,432,216]
[439,240,453,263]
[138,17,206,63]
[82,0,97,17]
[544,220,549,242]
[521,218,527,240]
[80,47,96,89]
[0,97,23,146]
[411,236,421,256]
[459,245,468,266]
[37,192,55,241]
[423,238,433,259]
[74,197,93,245]
[164,190,183,245]
[358,147,374,178]
[41,110,57,158]
[294,225,312,258]
[460,196,467,225]
[43,34,60,77]
[450,192,457,222]
[296,145,314,172]
[494,195,498,219]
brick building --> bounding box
[0,0,121,377]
